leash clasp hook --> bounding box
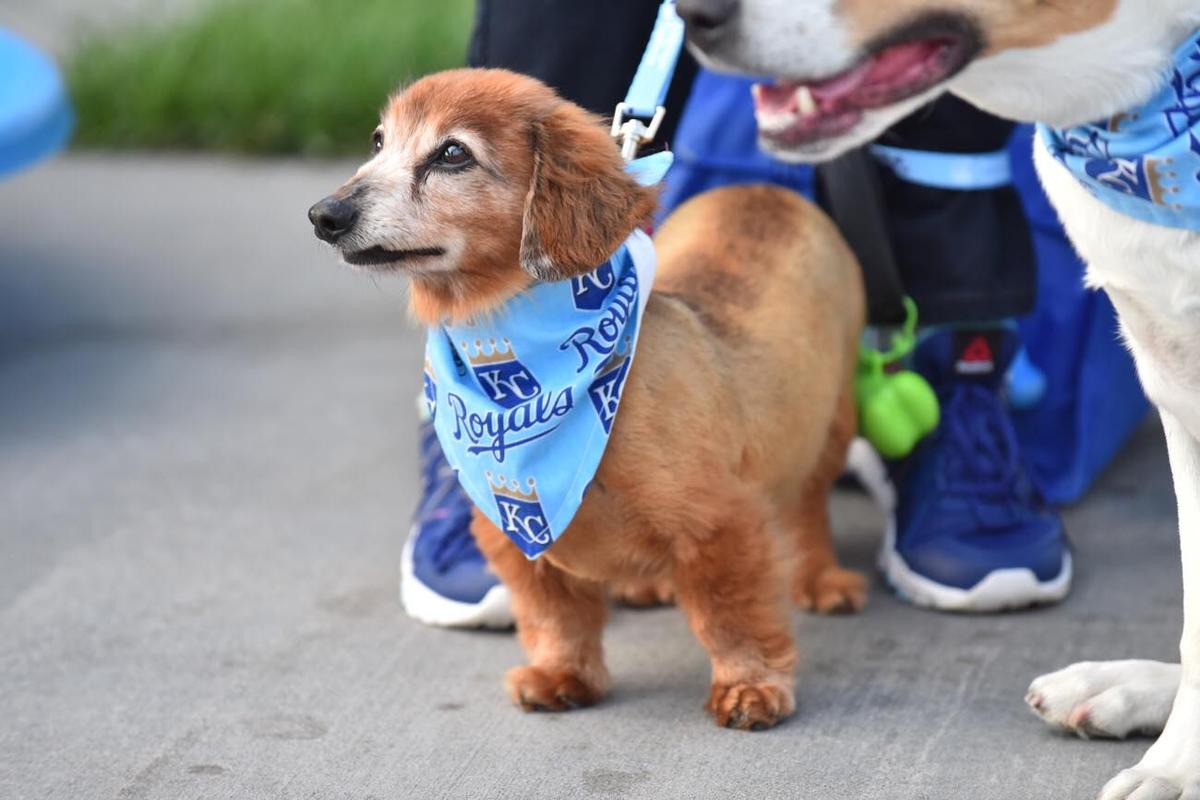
[611,102,666,162]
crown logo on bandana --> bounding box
[487,472,551,547]
[488,472,540,503]
[463,338,517,366]
[461,338,543,409]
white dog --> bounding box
[674,0,1200,796]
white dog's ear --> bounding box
[520,105,658,281]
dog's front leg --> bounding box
[1098,411,1200,800]
[672,503,797,731]
[471,512,610,712]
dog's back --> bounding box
[647,185,864,491]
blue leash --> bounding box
[611,0,686,161]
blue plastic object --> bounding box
[1006,346,1048,411]
[1007,127,1150,503]
[0,28,73,177]
[660,72,815,221]
[661,69,1148,505]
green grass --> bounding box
[67,0,474,156]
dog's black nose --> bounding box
[676,0,738,34]
[308,196,358,244]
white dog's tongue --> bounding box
[753,40,945,116]
[808,62,874,105]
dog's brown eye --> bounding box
[371,129,384,154]
[437,141,472,167]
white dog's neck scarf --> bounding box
[1039,30,1200,231]
[423,154,669,559]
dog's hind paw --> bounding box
[707,681,795,731]
[1025,660,1178,739]
[505,666,603,712]
[793,564,867,615]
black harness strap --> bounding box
[816,148,908,326]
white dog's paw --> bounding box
[1097,684,1200,800]
[1026,660,1179,739]
[1099,768,1198,800]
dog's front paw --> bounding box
[1096,684,1200,800]
[706,681,795,731]
[505,666,603,712]
[1025,660,1178,739]
[1099,768,1195,800]
[793,564,867,614]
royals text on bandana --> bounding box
[425,231,657,558]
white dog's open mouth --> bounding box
[752,31,978,148]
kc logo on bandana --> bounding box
[1040,30,1200,232]
[424,230,657,558]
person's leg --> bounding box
[403,0,696,627]
[827,96,1070,612]
[877,96,1035,325]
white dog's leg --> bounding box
[1026,660,1179,739]
[1099,411,1200,800]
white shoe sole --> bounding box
[878,521,1073,613]
[400,531,514,629]
[845,438,897,513]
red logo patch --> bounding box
[956,334,996,375]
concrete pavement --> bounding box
[0,154,1181,800]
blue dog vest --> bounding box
[424,154,669,559]
[1039,30,1200,231]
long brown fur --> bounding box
[316,69,866,730]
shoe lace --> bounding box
[935,382,1022,501]
[433,520,479,571]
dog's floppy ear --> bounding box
[520,104,658,281]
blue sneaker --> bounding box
[879,327,1072,612]
[400,420,513,628]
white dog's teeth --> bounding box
[796,86,818,117]
[756,111,792,133]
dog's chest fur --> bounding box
[1035,141,1200,438]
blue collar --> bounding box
[423,154,670,559]
[1038,29,1200,231]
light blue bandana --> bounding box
[423,154,670,559]
[1039,30,1200,231]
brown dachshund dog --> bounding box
[309,69,866,730]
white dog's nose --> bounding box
[676,0,738,36]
